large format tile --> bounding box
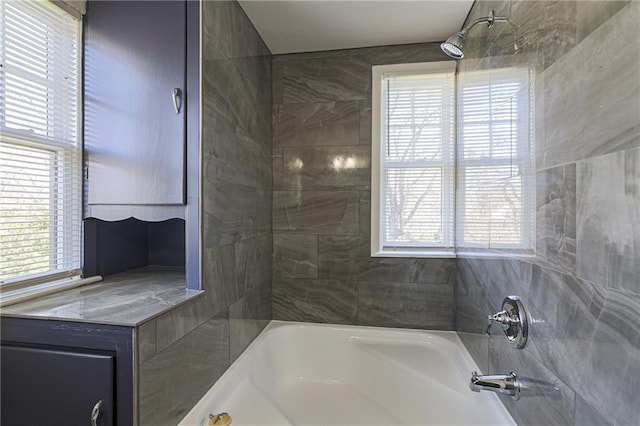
[488,335,576,426]
[202,114,271,189]
[273,191,359,234]
[234,234,272,297]
[202,181,271,245]
[229,282,271,362]
[574,395,611,426]
[358,281,453,330]
[535,164,576,275]
[575,288,640,425]
[526,265,604,389]
[540,1,640,169]
[282,145,370,191]
[576,0,630,43]
[137,319,156,365]
[273,234,318,279]
[155,296,213,353]
[282,56,370,103]
[201,242,236,315]
[274,101,360,147]
[576,148,640,294]
[272,278,358,324]
[139,315,229,426]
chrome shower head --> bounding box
[441,31,467,59]
[440,10,517,60]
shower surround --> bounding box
[271,43,457,329]
[455,1,639,425]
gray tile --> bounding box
[272,148,283,190]
[272,278,358,324]
[576,1,630,43]
[273,190,359,234]
[282,56,370,103]
[202,181,270,246]
[536,163,577,275]
[360,258,456,285]
[202,113,271,189]
[576,288,640,425]
[137,319,156,365]
[527,265,604,388]
[576,148,640,294]
[229,281,271,362]
[457,331,490,375]
[368,42,450,66]
[359,190,371,235]
[274,101,360,147]
[234,234,272,297]
[540,1,640,169]
[272,61,284,105]
[455,258,492,334]
[358,100,371,146]
[318,235,370,280]
[574,395,611,426]
[201,242,236,315]
[282,145,370,191]
[488,334,576,426]
[273,234,318,279]
[155,295,213,353]
[358,281,453,330]
[139,315,229,426]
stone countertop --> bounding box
[0,267,203,327]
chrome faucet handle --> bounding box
[486,310,519,334]
[485,296,529,349]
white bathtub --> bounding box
[180,321,515,426]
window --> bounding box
[371,62,456,257]
[457,68,534,253]
[0,1,82,288]
[371,63,533,257]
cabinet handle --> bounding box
[91,400,103,426]
[172,88,182,114]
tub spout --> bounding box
[470,371,520,400]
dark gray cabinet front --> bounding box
[84,0,186,205]
[1,345,115,426]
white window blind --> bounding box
[0,0,82,285]
[457,68,534,252]
[372,62,456,257]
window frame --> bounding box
[0,0,84,294]
[371,61,457,258]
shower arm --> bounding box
[461,10,518,36]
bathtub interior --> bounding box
[180,321,515,426]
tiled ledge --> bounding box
[0,267,203,327]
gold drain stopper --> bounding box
[209,412,232,426]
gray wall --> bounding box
[137,1,272,424]
[272,44,456,329]
[455,1,639,425]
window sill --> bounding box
[371,250,456,258]
[0,275,102,308]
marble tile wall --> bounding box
[137,1,272,424]
[272,44,457,329]
[455,1,639,425]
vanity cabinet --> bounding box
[84,0,187,206]
[0,318,134,426]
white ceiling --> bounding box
[238,1,474,54]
